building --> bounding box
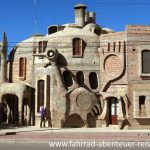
[0,4,150,129]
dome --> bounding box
[46,27,98,38]
[83,23,102,35]
[45,28,99,49]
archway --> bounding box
[2,94,19,124]
[63,114,85,128]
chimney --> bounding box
[85,11,89,23]
[89,12,96,23]
[0,32,8,83]
[74,4,87,27]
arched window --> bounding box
[89,72,98,89]
[19,57,26,79]
[37,80,44,112]
[139,96,146,117]
[73,38,82,57]
[76,71,84,85]
[63,71,73,87]
[142,50,150,73]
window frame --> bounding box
[37,80,45,113]
[133,91,150,118]
[38,41,47,53]
[19,57,26,80]
[72,38,83,58]
[140,49,150,77]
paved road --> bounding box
[0,132,150,141]
[0,142,148,150]
[0,132,150,150]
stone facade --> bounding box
[0,4,150,129]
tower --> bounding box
[0,32,8,83]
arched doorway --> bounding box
[63,114,85,128]
[1,100,8,123]
[2,94,19,124]
[108,97,119,125]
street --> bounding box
[0,142,148,150]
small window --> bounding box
[139,96,146,117]
[38,41,47,53]
[63,71,73,87]
[89,72,98,89]
[19,57,26,79]
[39,41,42,53]
[76,71,84,85]
[37,80,44,112]
[142,50,150,73]
[48,26,57,35]
[73,38,82,57]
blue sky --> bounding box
[0,0,150,52]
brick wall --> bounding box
[100,32,127,92]
[126,25,150,128]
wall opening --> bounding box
[76,71,84,85]
[63,71,73,87]
[89,72,98,89]
[48,26,57,35]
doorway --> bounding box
[108,97,119,125]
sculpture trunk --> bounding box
[51,61,67,94]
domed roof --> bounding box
[102,28,114,33]
[84,23,101,31]
[46,27,98,38]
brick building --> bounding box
[0,4,150,129]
